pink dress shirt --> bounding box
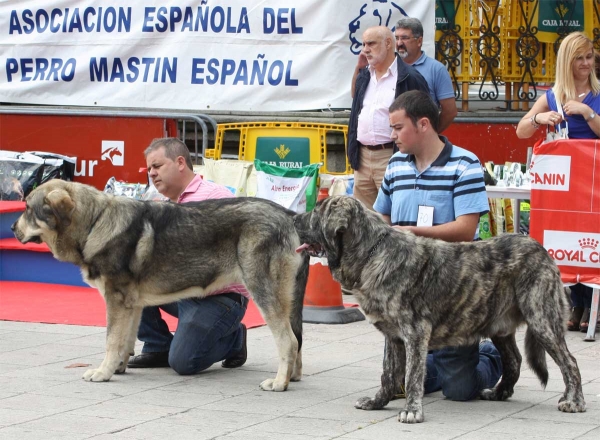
[178,174,250,298]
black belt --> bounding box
[220,292,247,306]
[359,141,394,151]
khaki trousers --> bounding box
[353,147,394,210]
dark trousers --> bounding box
[138,293,248,375]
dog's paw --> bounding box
[355,396,384,410]
[479,388,495,400]
[115,355,131,374]
[259,378,288,392]
[558,399,586,413]
[82,368,112,382]
[398,408,424,423]
[480,386,513,401]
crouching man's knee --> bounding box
[441,379,480,401]
[168,351,211,376]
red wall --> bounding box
[444,121,541,165]
[0,115,536,190]
[0,115,167,189]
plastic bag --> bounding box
[201,159,254,196]
[0,151,45,200]
[26,151,76,184]
[254,159,320,213]
[103,177,146,200]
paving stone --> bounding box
[0,314,597,439]
[17,413,138,436]
[472,417,597,439]
[0,426,91,439]
[337,415,468,439]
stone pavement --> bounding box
[0,296,599,440]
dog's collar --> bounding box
[349,231,390,290]
[366,231,390,263]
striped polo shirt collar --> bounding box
[406,135,453,170]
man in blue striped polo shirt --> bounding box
[374,90,503,401]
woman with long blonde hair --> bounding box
[517,31,600,139]
[516,31,598,333]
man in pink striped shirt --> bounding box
[127,138,249,372]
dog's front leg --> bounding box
[399,337,429,423]
[83,291,135,382]
[355,337,405,411]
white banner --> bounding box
[544,230,600,269]
[530,154,571,191]
[0,0,434,111]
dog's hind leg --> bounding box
[115,306,143,374]
[245,266,298,392]
[257,311,298,392]
[520,279,586,412]
[355,337,406,412]
[83,290,137,382]
[525,326,586,412]
[291,348,303,382]
[480,333,521,401]
[290,254,308,383]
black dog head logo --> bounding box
[348,0,409,54]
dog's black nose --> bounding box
[11,221,16,231]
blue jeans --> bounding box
[138,293,248,375]
[424,341,503,401]
[570,283,593,309]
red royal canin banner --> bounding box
[529,139,600,288]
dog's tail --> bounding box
[524,328,549,388]
[291,253,309,352]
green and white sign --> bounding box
[538,0,584,34]
[255,137,310,169]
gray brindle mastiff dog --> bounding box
[294,196,586,423]
[12,180,309,392]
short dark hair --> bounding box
[144,138,193,170]
[389,90,440,132]
[395,17,423,39]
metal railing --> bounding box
[435,0,600,111]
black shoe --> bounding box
[222,324,247,368]
[127,352,170,368]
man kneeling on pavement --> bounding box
[127,138,248,373]
[374,91,503,400]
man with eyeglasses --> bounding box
[394,17,457,133]
[348,25,429,210]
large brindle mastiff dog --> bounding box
[12,180,308,392]
[294,196,585,422]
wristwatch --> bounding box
[587,111,596,121]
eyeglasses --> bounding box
[396,36,417,42]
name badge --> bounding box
[417,205,434,227]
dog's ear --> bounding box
[44,189,75,227]
[323,197,350,237]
